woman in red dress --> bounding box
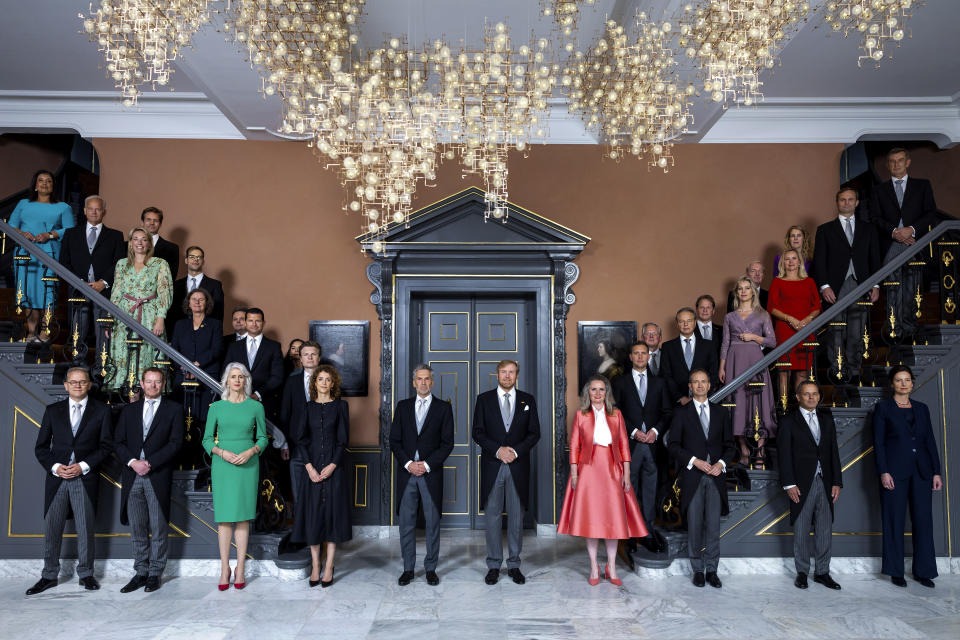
[768,248,821,402]
[558,375,648,585]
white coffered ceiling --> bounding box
[1,0,958,145]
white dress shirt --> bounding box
[187,272,205,291]
[405,394,433,473]
[592,407,613,446]
[52,397,91,477]
[686,399,726,472]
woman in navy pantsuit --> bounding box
[873,365,943,588]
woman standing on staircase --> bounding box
[7,169,75,341]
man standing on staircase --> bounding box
[868,147,939,341]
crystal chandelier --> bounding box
[81,0,215,107]
[541,0,597,51]
[565,15,694,172]
[679,0,810,107]
[822,0,919,66]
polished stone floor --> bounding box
[3,531,958,639]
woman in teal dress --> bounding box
[202,362,268,590]
[7,169,75,341]
[107,227,172,394]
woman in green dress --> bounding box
[107,227,172,395]
[202,362,268,590]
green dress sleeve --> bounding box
[154,259,173,318]
[253,401,269,452]
[202,402,218,455]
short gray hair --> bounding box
[412,363,433,378]
[219,362,253,400]
[84,194,106,209]
[641,322,661,337]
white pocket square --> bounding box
[523,405,529,412]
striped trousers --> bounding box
[793,477,833,575]
[128,475,169,577]
[42,478,96,579]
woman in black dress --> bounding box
[170,288,222,421]
[291,364,351,587]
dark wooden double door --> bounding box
[410,295,534,528]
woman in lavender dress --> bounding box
[719,276,778,465]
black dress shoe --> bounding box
[79,576,100,591]
[484,568,500,585]
[692,572,705,587]
[705,572,722,588]
[425,570,440,586]
[814,573,841,590]
[120,575,148,593]
[654,531,669,553]
[144,576,161,592]
[914,577,935,588]
[398,570,415,586]
[25,578,57,596]
[507,568,526,585]
[794,573,808,589]
[891,576,907,587]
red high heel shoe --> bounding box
[604,564,622,586]
[588,565,600,586]
[233,568,246,590]
[218,569,231,591]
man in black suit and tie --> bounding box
[223,306,248,354]
[58,195,126,358]
[280,341,321,506]
[727,261,769,314]
[391,365,455,586]
[114,367,184,593]
[660,307,720,405]
[778,380,842,591]
[172,246,225,327]
[869,148,939,339]
[641,322,663,377]
[667,369,735,588]
[224,307,288,456]
[26,367,112,596]
[812,187,882,382]
[472,359,541,585]
[141,206,180,280]
[694,294,723,362]
[612,342,671,554]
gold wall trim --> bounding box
[354,464,368,508]
[476,311,518,353]
[940,371,951,556]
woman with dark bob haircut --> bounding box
[873,364,943,588]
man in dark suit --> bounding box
[472,359,540,585]
[812,187,882,383]
[641,322,663,377]
[223,306,248,353]
[727,261,769,313]
[172,246,225,327]
[391,364,455,586]
[694,294,723,362]
[141,206,180,280]
[224,307,288,455]
[778,380,842,591]
[667,369,735,588]
[612,342,671,554]
[869,147,939,339]
[26,367,112,596]
[58,195,126,357]
[660,307,719,405]
[280,341,321,506]
[114,367,184,593]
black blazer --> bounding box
[472,388,541,511]
[727,288,768,315]
[114,398,185,526]
[811,217,882,297]
[611,369,672,449]
[667,401,736,516]
[170,316,223,380]
[222,332,244,356]
[58,224,126,293]
[390,395,455,515]
[224,335,285,400]
[695,322,724,362]
[869,177,938,256]
[280,369,311,444]
[660,334,720,404]
[153,237,180,281]
[34,398,113,516]
[172,275,225,327]
[873,398,941,481]
[778,408,842,525]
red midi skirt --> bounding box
[557,444,649,539]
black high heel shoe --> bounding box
[320,566,334,588]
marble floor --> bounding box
[3,531,958,640]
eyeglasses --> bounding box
[66,380,90,386]
[186,255,204,260]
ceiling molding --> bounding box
[0,90,244,140]
[700,96,960,148]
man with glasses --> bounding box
[27,367,113,595]
[172,246,225,326]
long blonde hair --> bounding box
[782,225,811,261]
[732,276,762,312]
[776,248,809,279]
[125,226,155,265]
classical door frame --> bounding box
[359,188,588,526]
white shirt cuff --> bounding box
[127,458,138,467]
[687,456,696,470]
[819,284,830,291]
[79,461,90,475]
[509,447,518,458]
[649,428,658,440]
[423,461,431,473]
[404,460,413,471]
[783,484,797,490]
[51,463,61,477]
[718,459,726,472]
[630,428,639,438]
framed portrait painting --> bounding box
[577,321,637,392]
[308,320,370,396]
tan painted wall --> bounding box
[0,136,65,198]
[91,139,865,444]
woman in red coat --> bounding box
[558,375,648,585]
